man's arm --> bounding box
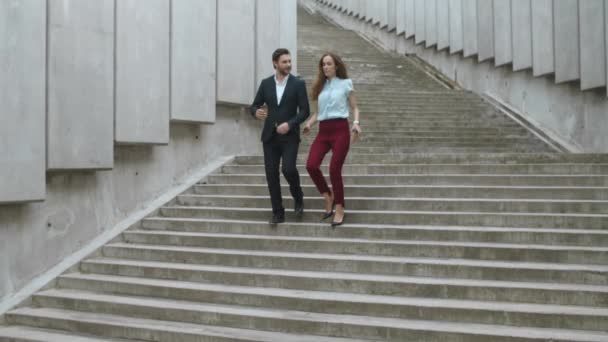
[288,79,311,129]
[250,80,265,117]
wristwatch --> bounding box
[353,120,360,125]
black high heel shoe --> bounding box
[322,202,336,220]
[331,213,345,228]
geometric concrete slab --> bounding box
[256,0,281,85]
[579,0,606,90]
[415,0,426,44]
[47,0,115,168]
[406,0,416,38]
[170,0,216,123]
[437,0,450,50]
[425,0,438,48]
[449,0,464,54]
[396,0,407,35]
[217,0,256,105]
[477,0,494,62]
[531,0,555,76]
[511,0,533,71]
[462,0,478,57]
[553,0,580,84]
[115,0,170,144]
[280,0,299,76]
[388,0,397,31]
[0,0,46,202]
[493,0,512,66]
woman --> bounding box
[303,52,362,227]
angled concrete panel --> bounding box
[425,0,438,48]
[405,0,416,38]
[171,0,216,123]
[477,0,494,61]
[415,0,426,44]
[462,0,478,57]
[257,0,281,85]
[449,0,464,53]
[554,0,580,84]
[493,0,512,66]
[579,0,606,90]
[116,0,170,145]
[531,0,554,76]
[280,0,298,76]
[217,0,256,104]
[396,0,406,34]
[366,1,374,22]
[0,0,46,202]
[606,0,608,96]
[388,0,397,31]
[378,0,389,28]
[48,0,115,168]
[437,0,450,50]
[512,0,532,71]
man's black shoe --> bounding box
[294,199,304,218]
[269,213,285,225]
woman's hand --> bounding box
[302,121,313,136]
[351,122,362,143]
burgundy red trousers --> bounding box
[306,118,351,206]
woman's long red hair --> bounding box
[311,53,349,101]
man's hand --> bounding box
[276,122,290,135]
[302,121,312,136]
[255,105,268,120]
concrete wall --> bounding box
[0,0,46,203]
[0,105,262,303]
[1,0,297,302]
[305,0,608,152]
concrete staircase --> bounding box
[2,6,608,342]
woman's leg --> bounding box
[329,124,351,220]
[306,135,332,207]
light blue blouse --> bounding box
[317,77,354,121]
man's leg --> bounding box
[263,141,284,217]
[281,138,304,207]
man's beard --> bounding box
[279,67,291,75]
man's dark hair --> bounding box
[272,48,291,63]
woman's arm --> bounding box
[348,91,361,133]
[303,102,319,135]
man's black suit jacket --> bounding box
[250,74,310,143]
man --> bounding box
[250,48,310,224]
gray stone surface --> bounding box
[531,0,554,76]
[463,0,478,57]
[415,0,426,44]
[425,0,438,48]
[493,0,512,66]
[606,0,608,96]
[511,0,532,71]
[217,0,255,104]
[437,0,450,50]
[280,0,299,76]
[476,0,494,62]
[0,0,46,203]
[256,0,281,85]
[449,0,464,53]
[47,0,114,169]
[579,0,606,90]
[115,0,170,145]
[553,0,580,84]
[170,0,216,123]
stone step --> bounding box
[231,153,608,165]
[78,259,608,307]
[177,194,608,214]
[193,184,608,200]
[25,288,608,333]
[0,325,135,342]
[205,174,608,187]
[102,242,608,285]
[218,163,608,175]
[120,230,608,264]
[141,217,608,246]
[158,205,608,229]
[314,146,550,154]
[300,137,537,144]
[5,307,368,342]
[9,300,608,341]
